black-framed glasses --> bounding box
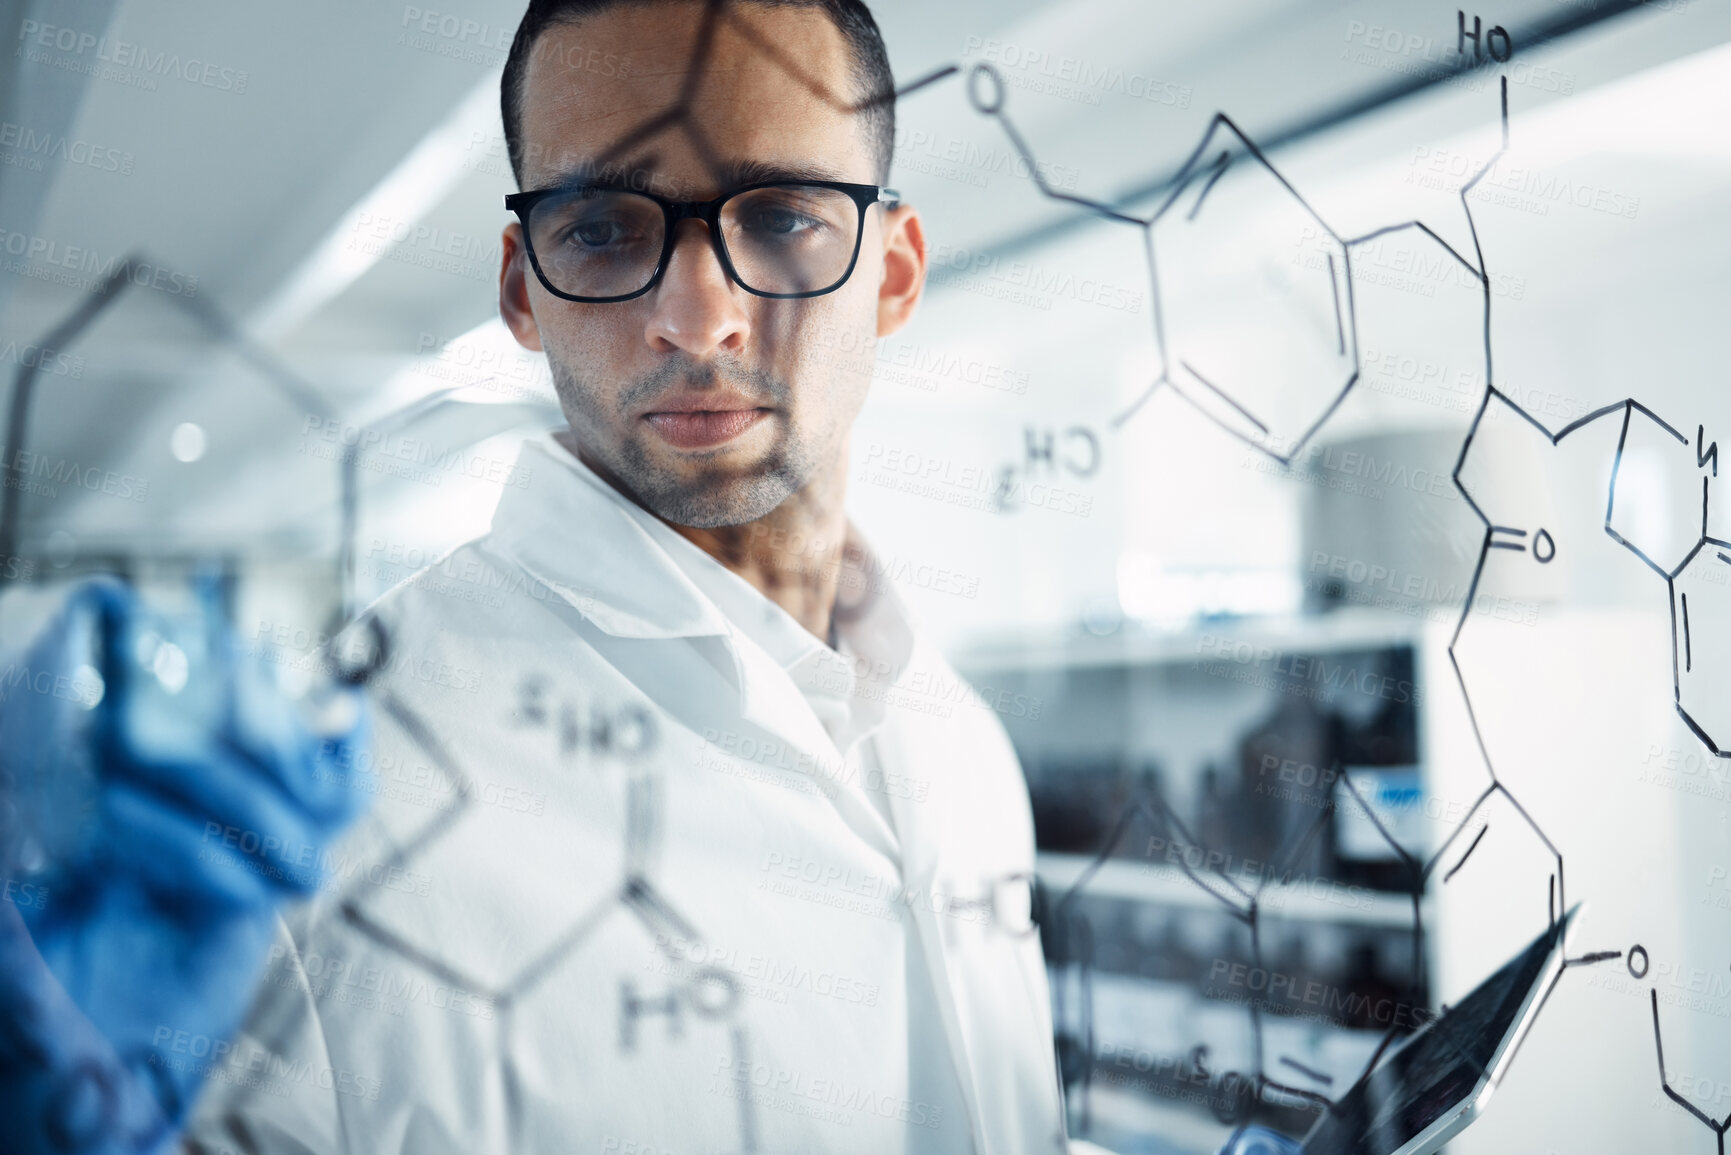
[504,179,901,303]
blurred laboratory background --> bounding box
[2,0,1729,1151]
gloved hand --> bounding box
[0,578,370,1154]
[1218,1125,1305,1154]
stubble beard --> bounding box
[547,350,816,529]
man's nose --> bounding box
[643,219,750,357]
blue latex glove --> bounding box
[0,579,370,1154]
[1218,1125,1304,1154]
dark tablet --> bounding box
[1301,905,1579,1155]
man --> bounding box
[182,1,1071,1151]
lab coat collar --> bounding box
[484,434,732,640]
[488,434,921,686]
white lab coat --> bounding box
[184,434,1071,1155]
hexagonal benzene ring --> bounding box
[1607,405,1710,579]
[1147,115,1358,462]
[1670,543,1731,757]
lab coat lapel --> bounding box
[487,436,899,860]
[874,717,990,1147]
[726,625,901,860]
[485,438,731,642]
[878,675,1066,1155]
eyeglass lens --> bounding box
[526,184,863,299]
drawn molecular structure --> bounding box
[951,38,1726,1150]
[3,1,1721,1149]
[964,64,1361,468]
[383,22,1731,1144]
[302,627,762,1154]
[1457,391,1730,754]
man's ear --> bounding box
[876,204,927,338]
[499,222,544,352]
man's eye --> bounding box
[748,208,821,237]
[567,219,636,247]
[557,219,650,252]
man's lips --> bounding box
[642,408,772,449]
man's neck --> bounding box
[560,432,851,643]
[669,458,851,643]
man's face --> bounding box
[500,2,923,528]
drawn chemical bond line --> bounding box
[574,0,960,194]
[1648,971,1731,1154]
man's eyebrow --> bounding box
[536,161,638,191]
[720,159,850,185]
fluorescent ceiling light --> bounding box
[248,72,504,341]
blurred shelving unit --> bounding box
[957,608,1453,1153]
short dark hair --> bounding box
[501,0,895,188]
